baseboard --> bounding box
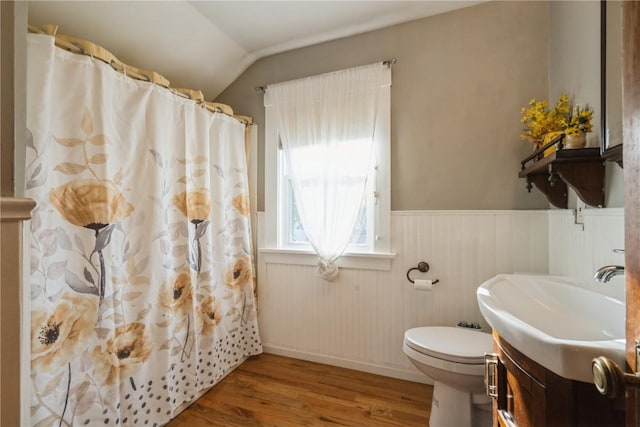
[262,344,432,385]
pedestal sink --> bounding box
[477,274,625,383]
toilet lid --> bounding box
[404,326,493,364]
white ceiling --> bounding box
[28,1,484,100]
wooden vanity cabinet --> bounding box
[488,332,624,427]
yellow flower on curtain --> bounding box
[173,189,211,224]
[49,179,134,230]
[50,179,134,301]
[31,293,97,371]
[196,296,223,336]
[231,194,250,217]
[223,255,253,290]
[160,270,193,317]
[91,322,151,385]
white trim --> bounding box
[392,208,624,217]
[546,209,577,217]
[373,82,391,253]
[264,209,558,215]
[259,247,396,258]
[262,345,431,385]
[259,247,396,271]
[264,101,278,248]
[392,209,551,216]
[546,207,624,217]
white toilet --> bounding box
[403,326,493,427]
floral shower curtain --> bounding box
[25,34,262,426]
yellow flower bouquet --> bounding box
[520,94,593,152]
[565,104,593,136]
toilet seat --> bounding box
[404,326,493,364]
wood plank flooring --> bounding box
[166,353,432,426]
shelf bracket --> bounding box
[519,147,605,209]
[551,161,605,207]
[527,174,568,209]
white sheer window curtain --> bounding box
[267,63,389,281]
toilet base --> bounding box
[429,382,491,427]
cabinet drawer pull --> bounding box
[498,409,518,427]
[484,353,499,398]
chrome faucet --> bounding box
[594,265,625,283]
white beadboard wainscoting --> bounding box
[548,208,625,301]
[256,210,550,383]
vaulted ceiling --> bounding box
[28,1,484,100]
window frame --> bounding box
[277,146,375,252]
[263,70,392,263]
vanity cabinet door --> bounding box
[500,350,546,426]
[489,333,624,427]
[491,333,574,427]
[493,341,550,427]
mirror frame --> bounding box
[600,0,623,166]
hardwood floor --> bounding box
[166,353,432,426]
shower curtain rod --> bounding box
[254,57,397,93]
[27,24,253,126]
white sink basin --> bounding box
[477,274,625,383]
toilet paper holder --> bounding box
[406,261,439,285]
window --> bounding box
[263,64,391,260]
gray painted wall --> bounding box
[216,1,551,211]
[549,0,624,208]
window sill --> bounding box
[258,247,396,271]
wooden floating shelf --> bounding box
[519,138,605,209]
